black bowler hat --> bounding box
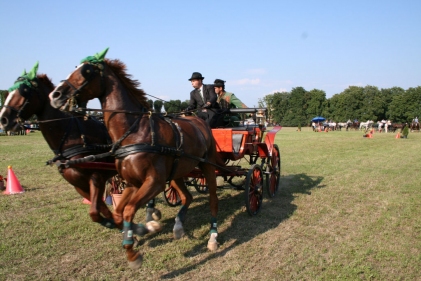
[214,79,225,87]
[188,72,204,81]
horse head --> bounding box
[49,48,109,111]
[0,62,52,131]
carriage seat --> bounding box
[212,128,248,154]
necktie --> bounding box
[198,89,204,102]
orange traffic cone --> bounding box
[395,132,400,139]
[3,166,24,194]
[82,198,91,204]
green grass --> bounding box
[0,128,420,280]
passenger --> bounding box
[185,72,220,126]
[212,79,249,127]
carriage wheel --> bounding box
[245,164,264,216]
[163,183,182,207]
[191,177,209,194]
[266,144,281,198]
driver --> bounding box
[185,72,219,126]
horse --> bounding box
[391,123,403,132]
[327,122,337,131]
[410,122,420,132]
[359,120,374,131]
[337,120,353,131]
[49,48,220,269]
[349,121,360,130]
[0,62,160,233]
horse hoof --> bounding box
[207,241,218,251]
[128,255,143,270]
[146,221,162,234]
[152,209,162,221]
[207,233,218,251]
[173,227,185,240]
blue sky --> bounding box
[1,1,420,109]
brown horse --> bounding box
[49,49,220,269]
[0,62,159,231]
[410,122,420,132]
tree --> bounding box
[271,91,290,124]
[281,87,308,126]
[0,90,7,107]
[306,89,326,120]
[147,99,153,110]
[153,100,163,113]
[258,94,275,124]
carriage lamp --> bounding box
[256,109,266,126]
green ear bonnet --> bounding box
[8,61,39,92]
[80,47,109,64]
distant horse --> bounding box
[351,121,360,130]
[327,122,337,131]
[337,120,353,131]
[49,48,220,268]
[374,121,384,132]
[359,120,374,131]
[391,123,404,132]
[410,122,420,132]
[0,63,159,232]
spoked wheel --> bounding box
[163,183,181,207]
[245,164,264,216]
[191,177,208,194]
[266,144,281,198]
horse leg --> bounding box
[88,175,118,229]
[145,198,162,222]
[73,182,115,229]
[199,163,219,251]
[121,179,163,269]
[168,178,193,239]
[112,185,137,229]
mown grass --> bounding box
[0,127,420,280]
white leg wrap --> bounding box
[173,216,185,239]
[207,232,218,251]
[145,220,162,234]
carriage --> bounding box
[163,108,282,216]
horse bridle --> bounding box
[3,77,39,125]
[59,62,105,111]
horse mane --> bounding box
[37,74,55,89]
[104,59,150,110]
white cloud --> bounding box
[269,88,289,94]
[230,78,261,86]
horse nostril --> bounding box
[52,91,62,99]
[1,117,8,127]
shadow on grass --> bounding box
[159,173,324,279]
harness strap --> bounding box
[110,115,142,155]
[53,151,114,169]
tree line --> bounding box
[259,85,421,126]
[3,85,420,126]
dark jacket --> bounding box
[188,84,219,110]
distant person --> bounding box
[185,72,219,125]
[415,117,419,124]
[212,79,249,127]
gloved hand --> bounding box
[202,103,211,109]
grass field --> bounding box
[0,127,420,280]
